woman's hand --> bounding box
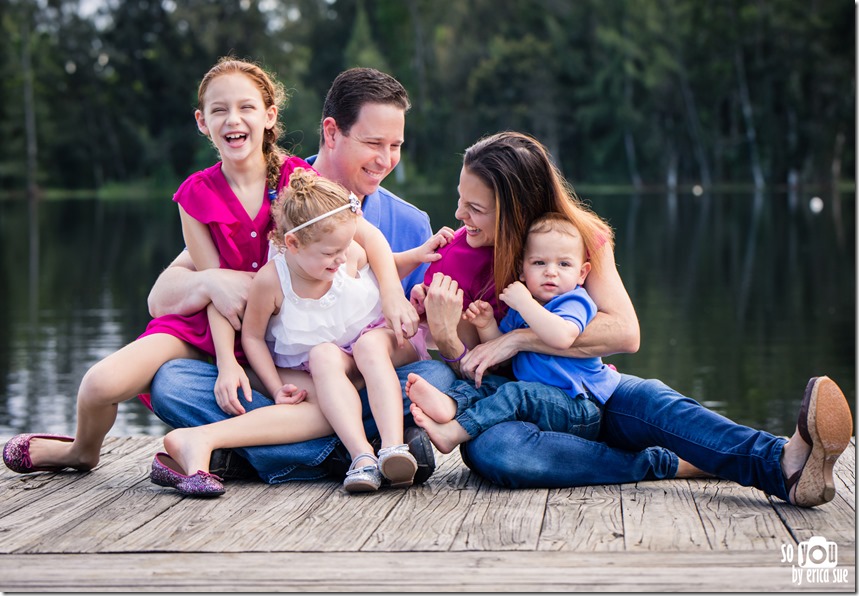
[274,383,308,405]
[214,358,253,416]
[424,272,465,356]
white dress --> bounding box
[264,252,384,369]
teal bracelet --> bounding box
[440,345,468,363]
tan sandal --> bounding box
[787,376,853,507]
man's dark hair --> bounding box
[319,68,411,146]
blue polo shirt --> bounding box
[305,155,432,296]
[499,286,621,403]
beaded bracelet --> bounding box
[440,344,468,363]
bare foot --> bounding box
[27,436,99,471]
[410,404,470,454]
[675,458,716,479]
[163,428,214,476]
[405,373,457,423]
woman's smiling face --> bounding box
[454,166,496,248]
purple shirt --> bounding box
[423,227,505,322]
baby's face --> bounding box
[520,229,590,304]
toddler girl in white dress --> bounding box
[240,167,450,492]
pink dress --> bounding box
[136,156,312,410]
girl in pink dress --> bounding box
[3,58,416,494]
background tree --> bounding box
[0,0,853,195]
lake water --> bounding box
[0,189,854,439]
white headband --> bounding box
[286,193,362,235]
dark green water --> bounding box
[0,189,854,438]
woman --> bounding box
[416,131,852,507]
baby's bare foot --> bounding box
[163,429,214,476]
[405,373,457,423]
[410,404,470,454]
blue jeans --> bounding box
[150,358,457,483]
[461,374,790,500]
[444,375,602,440]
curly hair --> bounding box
[269,167,355,248]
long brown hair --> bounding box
[197,56,289,190]
[462,131,613,293]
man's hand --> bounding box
[207,269,256,331]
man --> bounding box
[146,68,454,484]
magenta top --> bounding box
[137,156,312,410]
[423,227,504,322]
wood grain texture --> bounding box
[0,435,854,592]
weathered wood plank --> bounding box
[769,438,856,549]
[537,483,625,552]
[0,551,853,592]
[0,436,151,520]
[770,497,855,550]
[691,479,794,551]
[257,479,409,552]
[0,437,160,554]
[621,480,711,550]
[362,449,482,551]
[832,439,855,508]
[450,481,548,551]
[100,479,284,553]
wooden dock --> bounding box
[0,435,854,592]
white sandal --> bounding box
[377,444,417,488]
[343,453,382,493]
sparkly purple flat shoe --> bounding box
[150,452,225,498]
[3,433,75,474]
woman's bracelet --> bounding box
[440,344,468,363]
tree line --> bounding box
[1,0,854,196]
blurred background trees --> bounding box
[0,0,853,195]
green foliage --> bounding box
[0,0,853,195]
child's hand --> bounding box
[409,283,428,315]
[498,281,534,311]
[274,383,307,405]
[214,359,253,416]
[416,226,455,264]
[463,300,495,329]
[382,293,420,347]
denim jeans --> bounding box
[444,376,602,441]
[461,373,790,500]
[150,358,457,483]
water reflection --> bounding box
[0,191,854,438]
